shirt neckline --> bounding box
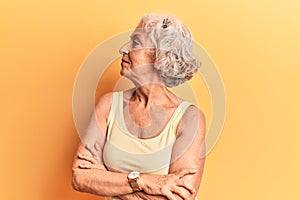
[119,91,185,141]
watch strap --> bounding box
[128,179,141,192]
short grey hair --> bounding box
[140,13,201,87]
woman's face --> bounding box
[119,23,155,76]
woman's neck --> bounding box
[131,84,178,108]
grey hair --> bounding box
[139,13,201,87]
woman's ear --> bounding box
[145,47,156,62]
[150,48,156,58]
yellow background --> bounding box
[1,0,300,199]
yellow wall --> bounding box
[1,0,300,199]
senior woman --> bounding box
[72,13,206,200]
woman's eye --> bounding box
[132,40,139,47]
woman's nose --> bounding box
[119,41,131,55]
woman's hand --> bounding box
[138,169,198,200]
[76,153,103,170]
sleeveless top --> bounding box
[102,91,194,199]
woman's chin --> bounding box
[120,69,131,77]
[120,69,127,76]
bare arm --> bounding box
[72,93,136,196]
[168,105,206,200]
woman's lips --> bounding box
[122,59,130,63]
[121,59,130,65]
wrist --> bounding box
[128,171,143,192]
[137,173,145,191]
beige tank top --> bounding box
[103,91,193,199]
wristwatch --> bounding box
[127,171,141,192]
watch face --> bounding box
[128,171,140,179]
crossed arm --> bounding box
[72,93,206,200]
[75,150,199,200]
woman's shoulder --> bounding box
[94,92,115,119]
[97,92,114,104]
[94,89,134,118]
[176,104,206,137]
[183,104,205,122]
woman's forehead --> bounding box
[136,21,143,28]
[131,28,146,39]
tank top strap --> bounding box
[106,92,120,140]
[169,101,193,135]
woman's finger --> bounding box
[170,185,190,200]
[85,143,99,157]
[78,163,92,169]
[176,169,198,178]
[78,153,98,164]
[78,162,104,170]
[161,187,178,200]
[176,179,196,195]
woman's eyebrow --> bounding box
[130,33,142,41]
